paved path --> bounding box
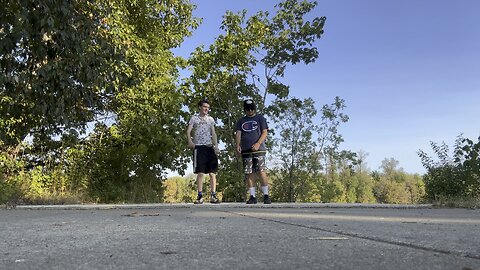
[1,203,479,269]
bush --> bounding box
[418,135,480,202]
[0,145,25,204]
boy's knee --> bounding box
[243,158,253,174]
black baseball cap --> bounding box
[243,99,256,111]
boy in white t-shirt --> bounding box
[186,100,220,204]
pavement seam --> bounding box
[219,209,480,261]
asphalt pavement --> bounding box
[1,203,479,270]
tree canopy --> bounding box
[2,0,458,206]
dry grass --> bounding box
[22,193,87,205]
[432,196,480,209]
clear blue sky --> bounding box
[177,0,480,174]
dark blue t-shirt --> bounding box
[236,114,268,153]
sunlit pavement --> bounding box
[2,203,479,270]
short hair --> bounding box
[198,99,210,107]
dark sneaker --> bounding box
[194,196,204,204]
[210,194,221,204]
[246,195,257,204]
[263,194,271,204]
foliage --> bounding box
[0,143,24,204]
[269,96,354,202]
[103,0,199,178]
[62,123,168,203]
[0,0,432,205]
[372,158,425,204]
[163,175,196,203]
[217,155,246,202]
[1,0,199,203]
[0,141,84,204]
[269,97,317,201]
[355,172,376,203]
[0,0,120,148]
[455,136,480,197]
[430,196,480,209]
[321,175,346,202]
[185,0,326,200]
[418,135,480,201]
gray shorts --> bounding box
[241,151,266,174]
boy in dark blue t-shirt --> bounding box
[235,99,272,204]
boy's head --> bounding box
[198,99,210,108]
[198,99,210,115]
[243,99,256,111]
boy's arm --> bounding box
[186,124,195,149]
[211,124,219,154]
[252,129,268,151]
[235,130,242,154]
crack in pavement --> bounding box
[218,209,480,261]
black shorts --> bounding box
[241,151,266,174]
[193,145,218,174]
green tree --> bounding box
[269,96,353,202]
[314,97,353,176]
[353,151,375,203]
[322,177,346,203]
[372,157,424,204]
[163,175,196,203]
[355,172,376,203]
[418,135,480,201]
[380,157,405,182]
[418,140,463,201]
[455,136,480,198]
[186,0,326,201]
[270,97,318,202]
[1,1,120,149]
[1,0,200,203]
[404,174,426,203]
[89,0,200,190]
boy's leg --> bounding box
[258,171,269,187]
[205,147,220,203]
[254,154,271,204]
[243,155,257,204]
[209,173,220,203]
[243,155,255,193]
[194,146,207,201]
[196,173,204,193]
[194,173,205,204]
[259,171,269,197]
[193,146,206,191]
[246,173,257,204]
[206,147,218,193]
[209,173,217,193]
[258,171,271,204]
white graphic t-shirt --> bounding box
[189,114,215,145]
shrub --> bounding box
[418,135,480,202]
